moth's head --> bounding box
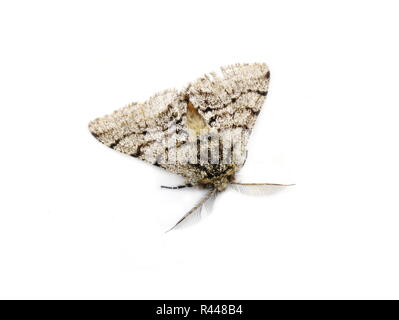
[197,165,238,192]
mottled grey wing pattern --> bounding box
[185,63,269,131]
[88,63,270,184]
[89,89,187,164]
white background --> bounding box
[1,0,398,299]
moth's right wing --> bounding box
[88,89,188,166]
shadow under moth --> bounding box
[89,63,293,231]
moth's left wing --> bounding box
[183,63,270,166]
[185,63,269,132]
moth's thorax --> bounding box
[199,177,231,192]
[191,164,238,192]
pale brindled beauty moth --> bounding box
[89,63,293,230]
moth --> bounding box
[89,63,293,230]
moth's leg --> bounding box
[161,183,193,190]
